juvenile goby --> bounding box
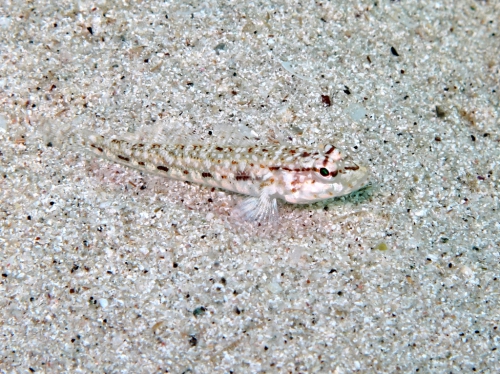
[75,132,369,221]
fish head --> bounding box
[282,144,369,204]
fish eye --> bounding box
[319,168,329,177]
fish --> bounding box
[55,128,369,222]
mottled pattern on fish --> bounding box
[79,132,368,221]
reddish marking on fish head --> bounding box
[344,165,360,171]
[324,144,336,155]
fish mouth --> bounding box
[357,166,370,187]
[341,165,370,191]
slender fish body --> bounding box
[73,131,369,221]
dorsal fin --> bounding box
[118,121,292,147]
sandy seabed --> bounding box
[0,1,499,372]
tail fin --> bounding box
[33,119,99,152]
[33,119,78,149]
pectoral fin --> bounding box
[234,193,278,222]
